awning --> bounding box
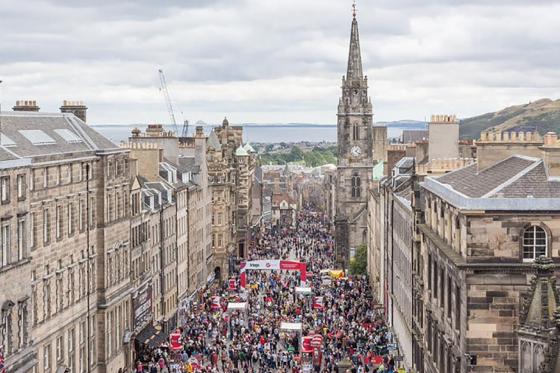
[135,324,167,349]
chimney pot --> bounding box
[60,100,88,123]
[13,100,40,112]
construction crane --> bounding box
[182,119,189,138]
[158,68,178,135]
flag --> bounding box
[301,336,314,353]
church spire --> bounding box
[346,2,363,81]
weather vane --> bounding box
[352,0,357,18]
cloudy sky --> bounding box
[1,0,559,125]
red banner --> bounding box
[229,278,237,291]
[170,331,183,351]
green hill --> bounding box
[459,98,560,139]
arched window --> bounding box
[1,300,15,355]
[352,123,359,141]
[351,174,361,198]
[522,225,548,261]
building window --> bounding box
[56,335,64,362]
[1,224,10,267]
[351,174,361,198]
[43,344,51,373]
[43,168,49,189]
[68,203,75,236]
[56,206,63,240]
[455,284,461,331]
[79,200,86,232]
[447,275,452,320]
[17,174,26,200]
[1,176,9,204]
[30,170,35,191]
[17,301,28,348]
[44,281,51,319]
[68,328,75,371]
[17,219,25,260]
[56,165,61,186]
[352,123,359,141]
[43,208,51,245]
[523,225,548,261]
[67,165,73,184]
[30,213,36,250]
[427,254,432,292]
[1,304,14,355]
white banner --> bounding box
[241,259,280,272]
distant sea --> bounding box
[92,123,427,144]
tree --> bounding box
[349,244,367,275]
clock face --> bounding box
[351,146,362,157]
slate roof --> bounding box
[433,155,560,198]
[0,111,120,160]
[207,130,221,151]
[177,156,200,173]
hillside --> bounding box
[459,98,560,139]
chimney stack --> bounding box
[195,126,204,138]
[13,100,40,112]
[60,100,87,122]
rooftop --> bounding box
[423,155,560,210]
[0,111,119,161]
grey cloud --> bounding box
[0,0,559,124]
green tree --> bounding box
[349,244,368,275]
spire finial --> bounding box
[352,0,357,18]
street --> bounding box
[135,207,396,373]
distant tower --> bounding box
[335,6,375,265]
[428,114,459,160]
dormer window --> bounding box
[522,225,548,261]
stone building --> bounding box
[177,128,212,292]
[335,10,386,265]
[367,120,479,371]
[207,127,234,280]
[414,148,560,373]
[0,152,34,372]
[208,118,256,268]
[0,103,132,373]
[234,144,257,258]
[128,125,212,298]
[271,193,297,228]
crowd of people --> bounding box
[135,207,398,373]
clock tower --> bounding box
[335,7,384,265]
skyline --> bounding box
[1,0,559,125]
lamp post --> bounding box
[336,357,353,373]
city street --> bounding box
[135,207,396,373]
